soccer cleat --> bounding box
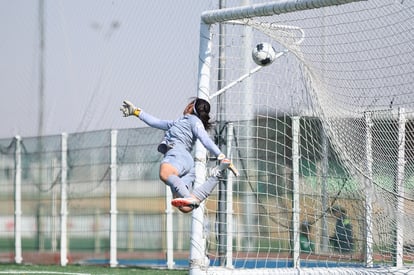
[221,158,240,177]
[218,158,231,170]
[171,197,200,209]
[228,162,240,177]
[210,158,240,177]
[210,159,229,178]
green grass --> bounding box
[0,264,188,275]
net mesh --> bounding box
[202,0,414,270]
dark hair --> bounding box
[194,98,212,130]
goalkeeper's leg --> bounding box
[171,159,239,211]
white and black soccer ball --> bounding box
[252,42,277,66]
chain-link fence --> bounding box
[0,127,192,266]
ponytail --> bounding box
[193,98,212,130]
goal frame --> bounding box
[192,0,371,274]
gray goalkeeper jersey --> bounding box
[139,110,222,157]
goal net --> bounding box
[192,0,414,274]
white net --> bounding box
[200,0,414,272]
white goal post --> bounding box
[192,0,414,274]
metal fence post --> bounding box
[14,135,22,264]
[110,130,118,267]
[60,133,68,266]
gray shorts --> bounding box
[161,147,194,177]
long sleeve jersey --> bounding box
[139,110,222,157]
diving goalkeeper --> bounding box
[120,98,238,213]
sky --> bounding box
[0,0,219,139]
[2,0,412,140]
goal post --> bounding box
[193,0,414,274]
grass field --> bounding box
[0,264,188,275]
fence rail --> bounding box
[0,128,192,266]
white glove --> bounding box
[217,153,226,161]
[120,100,141,117]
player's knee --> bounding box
[159,172,168,182]
[159,170,173,182]
[159,163,178,182]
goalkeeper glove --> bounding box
[120,100,141,117]
[217,153,239,177]
[217,153,226,161]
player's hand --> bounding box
[217,153,226,161]
[120,100,141,117]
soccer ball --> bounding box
[252,42,277,66]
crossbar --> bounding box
[201,0,366,24]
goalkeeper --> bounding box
[120,98,238,213]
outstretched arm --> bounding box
[193,121,239,177]
[139,111,173,131]
[193,121,222,157]
[120,100,172,130]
